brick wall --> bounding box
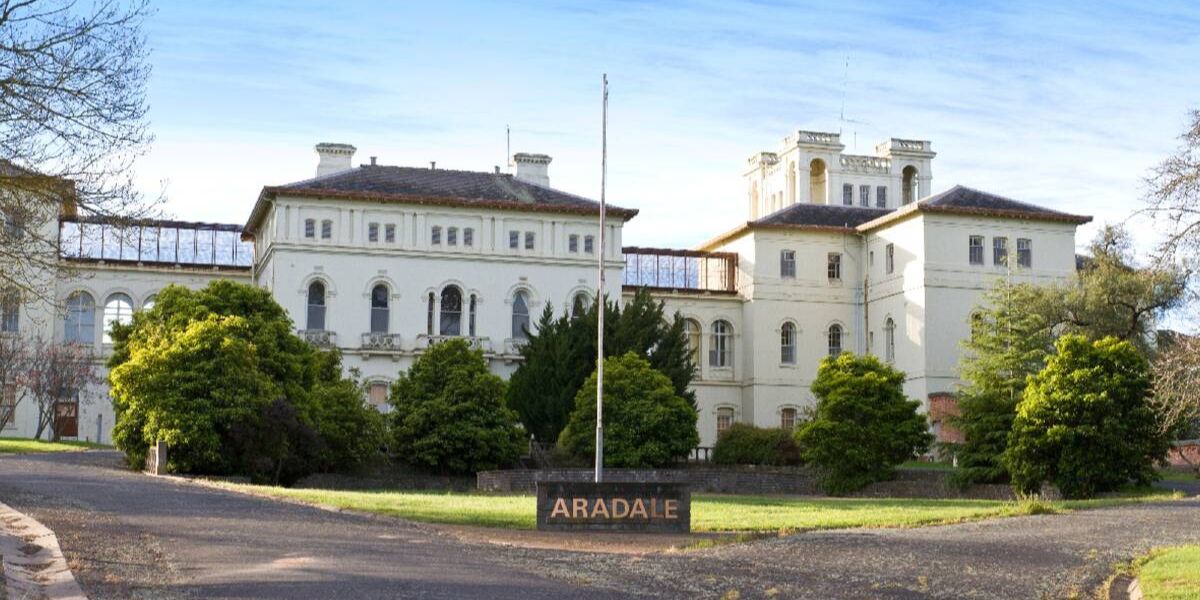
[1167,440,1200,469]
[928,392,964,445]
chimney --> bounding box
[314,143,356,177]
[512,153,552,187]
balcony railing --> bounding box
[298,329,336,348]
[59,216,253,269]
[503,337,529,355]
[361,332,402,351]
[414,334,490,352]
[622,247,738,294]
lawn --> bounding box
[0,437,108,454]
[1138,545,1200,600]
[210,483,1179,533]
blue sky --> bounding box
[136,0,1200,252]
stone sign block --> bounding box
[536,481,690,533]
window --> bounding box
[885,243,895,274]
[584,235,595,254]
[512,291,530,339]
[1017,238,1032,268]
[64,292,95,344]
[426,292,435,335]
[876,186,887,208]
[859,184,870,207]
[572,293,590,319]
[304,219,316,239]
[1,211,21,239]
[142,295,156,311]
[827,324,843,356]
[370,284,389,333]
[780,322,796,364]
[569,234,579,253]
[780,407,797,431]
[368,382,390,412]
[368,222,379,242]
[684,319,701,369]
[1,383,15,429]
[431,226,442,245]
[321,219,332,240]
[102,293,133,344]
[780,250,796,278]
[709,320,732,368]
[463,228,474,247]
[716,407,734,436]
[842,183,853,206]
[440,286,462,336]
[0,289,17,333]
[827,253,842,281]
[884,317,896,363]
[902,166,918,204]
[969,235,984,265]
[993,237,1008,266]
[306,282,326,330]
[509,230,519,249]
[869,251,874,267]
[447,227,458,246]
[385,224,396,243]
[468,294,477,337]
[524,231,535,250]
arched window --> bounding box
[809,158,827,204]
[64,292,95,344]
[511,291,530,340]
[716,406,734,436]
[710,320,732,368]
[426,292,435,335]
[142,294,156,311]
[780,407,797,431]
[102,293,133,344]
[1,289,19,333]
[440,286,462,336]
[306,282,326,330]
[370,284,389,333]
[780,322,796,364]
[684,319,702,369]
[827,323,843,357]
[969,312,985,343]
[786,162,796,206]
[884,317,896,363]
[902,166,918,204]
[571,293,590,319]
[468,294,477,337]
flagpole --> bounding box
[595,74,608,484]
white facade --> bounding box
[2,132,1090,449]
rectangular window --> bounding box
[876,186,887,208]
[463,228,474,247]
[509,230,519,249]
[584,235,595,254]
[368,382,390,412]
[368,222,379,242]
[431,226,442,245]
[569,234,579,253]
[859,185,870,207]
[885,243,895,274]
[993,237,1008,266]
[524,231,535,250]
[447,227,458,246]
[385,224,396,243]
[827,253,842,280]
[842,184,853,206]
[1017,238,1032,268]
[321,220,332,240]
[304,219,315,239]
[780,250,796,278]
[1,383,15,429]
[969,235,984,265]
[1,290,18,333]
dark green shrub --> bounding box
[713,423,802,466]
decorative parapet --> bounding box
[361,332,402,351]
[414,334,490,353]
[875,138,935,156]
[746,151,779,168]
[839,154,892,174]
[785,130,843,147]
[298,329,336,348]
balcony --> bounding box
[361,332,402,351]
[503,337,529,355]
[414,334,490,352]
[622,247,738,294]
[298,329,336,348]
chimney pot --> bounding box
[512,152,552,187]
[314,143,356,177]
[430,161,436,170]
[370,156,377,166]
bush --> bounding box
[713,423,802,466]
[390,339,524,475]
[1004,335,1168,499]
[795,353,933,494]
[559,352,699,468]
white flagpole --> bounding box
[595,74,608,484]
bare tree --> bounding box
[0,0,156,302]
[22,338,95,440]
[0,333,30,428]
[1151,332,1200,433]
[1145,109,1200,266]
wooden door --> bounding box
[54,400,78,438]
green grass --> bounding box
[899,460,956,471]
[0,437,108,454]
[1137,545,1200,600]
[209,483,1179,534]
[1156,469,1199,482]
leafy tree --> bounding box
[796,353,932,494]
[507,288,696,442]
[713,423,802,466]
[1005,335,1168,499]
[390,339,524,475]
[559,352,698,468]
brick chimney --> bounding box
[315,143,357,177]
[512,153,552,187]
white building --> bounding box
[0,132,1090,448]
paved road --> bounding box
[0,451,636,600]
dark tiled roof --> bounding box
[857,185,1092,231]
[753,203,890,229]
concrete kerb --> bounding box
[0,500,88,600]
